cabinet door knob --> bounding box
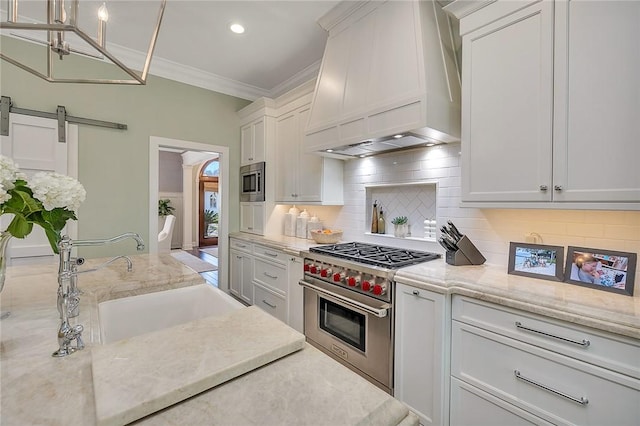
[412,290,420,296]
[248,157,253,161]
[539,185,548,191]
[554,185,563,191]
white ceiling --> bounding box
[2,0,340,100]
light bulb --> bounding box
[98,3,109,22]
[230,23,245,34]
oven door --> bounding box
[300,278,393,393]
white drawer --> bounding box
[451,321,640,426]
[452,296,640,379]
[253,283,287,323]
[450,377,553,426]
[230,238,253,253]
[253,244,287,265]
[253,258,287,295]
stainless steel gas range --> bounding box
[299,242,440,394]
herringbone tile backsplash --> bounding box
[368,184,436,238]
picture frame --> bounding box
[508,242,564,282]
[564,246,637,296]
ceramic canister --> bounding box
[296,209,309,238]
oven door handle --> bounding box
[299,280,390,318]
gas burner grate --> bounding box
[310,242,440,268]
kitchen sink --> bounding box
[98,284,244,343]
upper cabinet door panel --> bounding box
[553,0,640,202]
[461,1,554,202]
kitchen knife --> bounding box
[442,234,459,252]
[438,237,457,252]
[440,226,456,241]
[447,221,464,240]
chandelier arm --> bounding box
[141,0,167,81]
[71,30,144,84]
[0,0,167,85]
[0,53,53,82]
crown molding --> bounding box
[2,22,317,102]
[268,59,321,99]
[443,0,496,19]
[108,43,270,101]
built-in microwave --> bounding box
[240,162,265,202]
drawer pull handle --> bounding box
[262,300,277,309]
[263,251,278,257]
[514,370,588,405]
[412,290,420,296]
[515,321,590,347]
[237,243,247,248]
[264,272,278,279]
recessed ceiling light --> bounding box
[326,149,334,153]
[393,134,404,139]
[230,23,245,34]
[359,154,367,158]
[425,143,435,147]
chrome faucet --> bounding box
[52,232,145,357]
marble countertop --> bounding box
[0,254,414,426]
[230,232,319,256]
[239,233,639,340]
[394,260,640,340]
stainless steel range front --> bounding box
[299,242,440,394]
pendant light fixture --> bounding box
[0,0,166,85]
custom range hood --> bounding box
[305,0,461,158]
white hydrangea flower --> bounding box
[0,182,10,204]
[0,155,24,193]
[29,172,87,212]
[1,155,27,207]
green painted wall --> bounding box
[0,36,251,257]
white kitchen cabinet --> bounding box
[240,116,271,166]
[394,283,446,426]
[450,377,552,426]
[458,0,554,203]
[240,202,264,235]
[450,295,640,425]
[551,0,640,203]
[287,256,304,333]
[229,248,253,305]
[253,282,287,323]
[275,103,343,205]
[229,238,303,331]
[451,0,640,207]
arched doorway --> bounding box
[199,159,219,247]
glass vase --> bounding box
[0,231,12,293]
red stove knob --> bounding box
[373,284,385,296]
[333,272,345,282]
[310,265,318,274]
[320,268,332,278]
[304,263,311,272]
[362,280,372,292]
[347,275,361,287]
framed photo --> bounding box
[564,246,637,296]
[508,242,564,281]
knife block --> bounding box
[445,235,486,266]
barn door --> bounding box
[0,114,77,265]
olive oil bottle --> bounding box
[378,210,386,234]
[371,200,378,233]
